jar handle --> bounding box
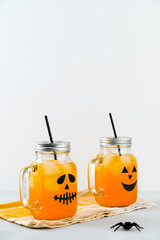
[19,165,38,208]
[88,157,103,196]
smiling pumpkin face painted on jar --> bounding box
[121,162,137,192]
[88,137,138,207]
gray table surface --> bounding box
[0,191,159,240]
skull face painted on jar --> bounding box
[21,141,77,220]
[54,173,76,205]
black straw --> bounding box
[109,113,121,156]
[44,115,57,160]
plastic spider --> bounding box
[110,222,144,232]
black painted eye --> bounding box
[122,166,128,173]
[132,166,137,172]
[68,174,75,183]
[57,175,65,184]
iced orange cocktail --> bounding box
[88,137,137,207]
[20,142,77,220]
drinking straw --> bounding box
[44,115,57,160]
[109,113,121,156]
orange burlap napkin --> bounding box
[0,190,155,228]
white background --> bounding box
[0,0,160,192]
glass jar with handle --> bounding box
[88,137,137,207]
[19,141,77,220]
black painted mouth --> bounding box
[53,192,76,205]
[121,181,137,191]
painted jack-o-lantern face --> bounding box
[53,174,76,205]
[94,153,137,207]
[121,165,137,191]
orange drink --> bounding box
[20,141,77,220]
[88,137,137,207]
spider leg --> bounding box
[134,225,141,231]
[133,223,144,229]
[110,222,123,229]
[114,225,122,232]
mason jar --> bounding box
[19,141,77,220]
[88,137,137,207]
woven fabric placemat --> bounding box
[0,190,155,228]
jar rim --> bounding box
[34,141,71,152]
[100,137,132,146]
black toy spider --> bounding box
[110,222,144,232]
